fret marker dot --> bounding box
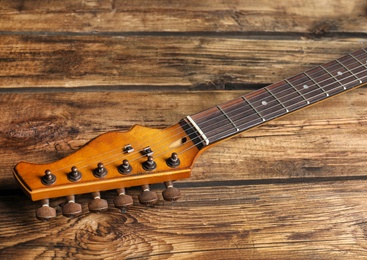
[261,101,268,106]
[337,71,343,76]
[303,84,309,89]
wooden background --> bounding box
[1,0,367,259]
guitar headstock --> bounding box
[13,123,201,220]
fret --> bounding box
[284,79,310,105]
[241,96,266,122]
[287,73,325,103]
[335,59,358,88]
[338,51,367,87]
[191,106,238,143]
[350,52,367,72]
[221,97,264,131]
[216,105,239,132]
[303,70,330,97]
[320,64,346,90]
[264,86,289,112]
[342,52,367,85]
[353,48,367,67]
[184,48,367,146]
[335,55,363,88]
[245,88,285,121]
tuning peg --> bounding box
[113,188,133,212]
[162,181,181,201]
[88,191,108,213]
[166,153,180,168]
[118,159,132,174]
[138,184,158,206]
[61,195,82,217]
[36,199,56,221]
[41,169,56,185]
[142,156,157,171]
[68,166,82,182]
[93,163,108,178]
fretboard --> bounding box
[183,48,367,147]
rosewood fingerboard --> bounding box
[185,48,367,146]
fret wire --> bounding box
[190,58,367,145]
[350,53,367,82]
[303,70,329,97]
[241,96,266,122]
[187,50,367,145]
[335,59,360,86]
[319,65,346,90]
[264,86,289,112]
[216,105,240,132]
[284,79,310,104]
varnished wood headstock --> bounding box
[13,123,201,220]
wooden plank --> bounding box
[1,180,367,259]
[0,36,366,88]
[2,90,367,190]
[0,0,366,34]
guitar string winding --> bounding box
[47,49,367,175]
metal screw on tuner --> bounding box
[162,181,181,201]
[118,159,132,174]
[67,166,82,182]
[138,184,158,206]
[88,191,108,213]
[142,156,157,171]
[36,199,56,221]
[113,188,133,212]
[41,169,56,185]
[166,152,180,168]
[61,195,82,217]
[93,163,107,178]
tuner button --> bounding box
[68,166,82,182]
[88,192,108,213]
[113,188,133,212]
[118,159,132,174]
[36,199,56,221]
[93,163,108,178]
[41,169,56,185]
[142,156,157,171]
[162,181,181,201]
[138,184,158,206]
[62,195,82,217]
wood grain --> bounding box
[1,180,367,259]
[0,0,366,34]
[0,35,366,88]
[2,0,367,258]
[2,90,367,190]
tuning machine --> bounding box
[36,199,56,221]
[162,181,181,201]
[61,195,82,217]
[88,191,108,213]
[113,188,133,212]
[138,184,158,206]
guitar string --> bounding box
[173,71,367,158]
[46,49,367,175]
[119,51,367,164]
[48,49,367,174]
[159,68,367,158]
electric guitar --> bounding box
[13,48,367,221]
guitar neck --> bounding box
[182,48,367,147]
